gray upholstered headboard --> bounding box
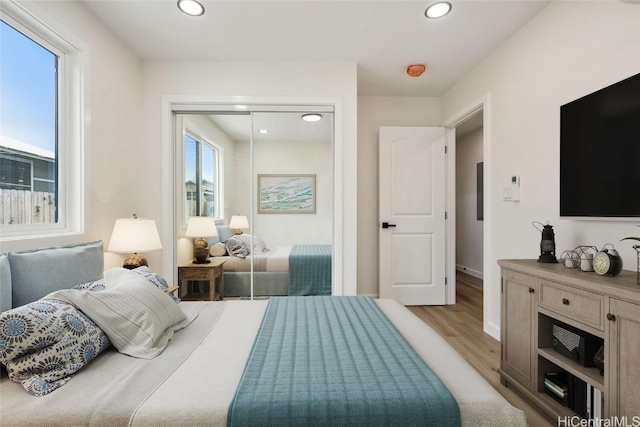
[0,241,104,311]
[0,254,11,312]
[206,225,233,246]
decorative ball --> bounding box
[123,253,148,270]
[194,238,209,262]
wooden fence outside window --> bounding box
[0,189,56,224]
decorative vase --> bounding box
[193,238,210,264]
[593,344,604,376]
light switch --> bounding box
[503,187,512,201]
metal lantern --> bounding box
[533,221,559,263]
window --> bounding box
[0,2,86,239]
[184,131,221,219]
[0,19,58,224]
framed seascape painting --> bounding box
[258,174,316,214]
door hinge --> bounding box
[445,277,448,285]
[501,280,503,294]
[445,145,448,154]
[445,211,448,220]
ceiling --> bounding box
[81,0,550,97]
[194,111,334,143]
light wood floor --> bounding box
[408,272,554,427]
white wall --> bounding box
[442,1,640,338]
[357,96,442,296]
[140,62,358,292]
[0,1,142,271]
[455,128,483,277]
[235,139,334,247]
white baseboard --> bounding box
[485,321,500,341]
[456,264,484,280]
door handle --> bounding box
[381,222,397,229]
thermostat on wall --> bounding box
[503,175,521,202]
[511,175,520,201]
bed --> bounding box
[216,245,291,297]
[0,242,527,427]
[213,230,332,297]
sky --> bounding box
[184,134,216,184]
[0,20,57,152]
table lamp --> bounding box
[185,216,218,264]
[229,215,249,235]
[108,214,163,269]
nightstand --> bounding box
[178,259,227,301]
[167,286,179,298]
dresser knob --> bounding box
[607,313,616,322]
[529,287,534,294]
[562,298,570,305]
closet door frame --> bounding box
[161,96,345,297]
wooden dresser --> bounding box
[498,259,640,421]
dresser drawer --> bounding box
[538,279,604,330]
[179,268,212,281]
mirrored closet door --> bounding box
[175,108,334,300]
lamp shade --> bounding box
[108,217,162,253]
[229,215,249,230]
[185,216,218,238]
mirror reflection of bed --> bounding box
[175,110,334,299]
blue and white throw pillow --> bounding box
[72,278,106,291]
[0,299,111,396]
[224,236,250,259]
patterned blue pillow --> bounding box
[225,236,250,259]
[72,278,106,291]
[0,299,111,396]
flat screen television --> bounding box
[560,72,640,218]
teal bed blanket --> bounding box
[227,296,461,427]
[288,244,332,296]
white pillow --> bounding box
[253,237,267,253]
[45,270,197,359]
[209,242,227,257]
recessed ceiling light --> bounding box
[302,113,322,122]
[235,105,248,109]
[177,0,205,16]
[258,129,269,134]
[425,2,452,19]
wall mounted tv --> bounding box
[560,72,640,218]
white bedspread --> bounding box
[217,246,291,272]
[0,299,526,427]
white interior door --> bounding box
[379,126,446,305]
